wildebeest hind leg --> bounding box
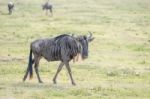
[34,57,43,83]
[53,62,64,84]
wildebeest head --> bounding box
[76,32,94,59]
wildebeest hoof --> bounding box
[53,82,57,84]
[39,81,43,83]
[22,77,27,82]
[72,82,76,86]
[53,80,57,84]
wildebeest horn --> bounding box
[88,31,92,38]
[87,31,94,42]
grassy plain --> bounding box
[0,0,150,98]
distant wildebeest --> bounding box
[23,33,94,85]
[42,1,53,16]
[8,2,14,15]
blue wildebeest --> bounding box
[42,1,53,16]
[8,2,14,15]
[23,33,94,85]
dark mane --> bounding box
[54,34,70,41]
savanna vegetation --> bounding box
[0,0,150,98]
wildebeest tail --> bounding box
[28,49,33,79]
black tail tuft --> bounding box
[28,49,33,79]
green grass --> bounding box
[0,0,150,98]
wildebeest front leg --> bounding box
[65,62,76,85]
[9,9,11,15]
[53,62,64,84]
[50,9,53,17]
[34,58,43,83]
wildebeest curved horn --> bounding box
[88,31,93,38]
[87,31,94,42]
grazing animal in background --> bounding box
[42,1,53,16]
[23,33,94,85]
[8,2,14,15]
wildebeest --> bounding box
[8,2,14,15]
[42,1,53,16]
[23,33,94,85]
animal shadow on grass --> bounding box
[12,82,72,90]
